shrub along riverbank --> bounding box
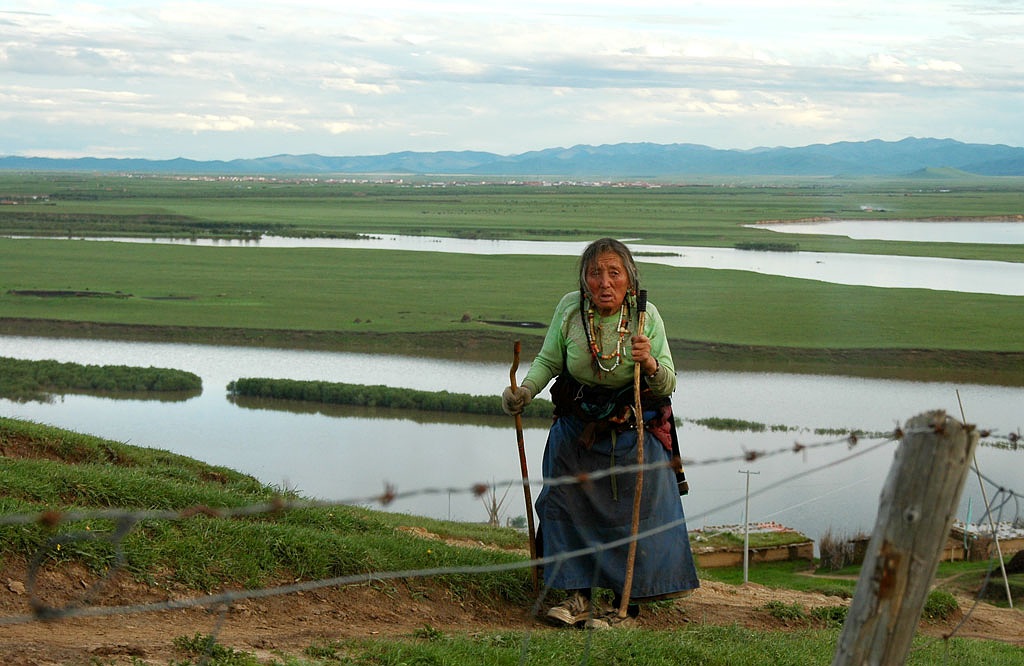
[0,356,201,401]
[226,376,555,419]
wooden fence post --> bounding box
[832,410,980,666]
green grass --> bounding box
[701,558,1024,615]
[325,626,1021,665]
[2,239,1023,350]
[0,417,530,600]
[702,561,857,597]
[3,416,1021,665]
[226,376,555,418]
[2,174,1024,384]
[0,355,201,401]
[4,172,1024,263]
[690,530,814,552]
[164,626,1024,665]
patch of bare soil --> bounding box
[2,560,1022,666]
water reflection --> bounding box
[8,388,201,405]
[228,394,538,428]
[9,233,1024,295]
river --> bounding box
[12,228,1024,295]
[1,336,1020,549]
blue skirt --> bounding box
[535,414,700,599]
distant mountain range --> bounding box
[3,137,1023,178]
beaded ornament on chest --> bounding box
[584,299,632,373]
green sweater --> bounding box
[522,291,676,398]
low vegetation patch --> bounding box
[0,356,201,401]
[760,600,850,629]
[690,529,812,552]
[818,528,870,571]
[226,377,555,419]
[734,241,800,252]
[0,209,289,240]
[923,589,960,621]
[689,416,790,432]
[172,633,261,665]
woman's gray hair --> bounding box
[578,237,639,298]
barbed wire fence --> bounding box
[1,414,1022,662]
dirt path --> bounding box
[3,562,1022,665]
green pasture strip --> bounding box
[312,627,1022,666]
[0,238,566,333]
[226,377,554,419]
[0,417,529,599]
[2,173,1024,262]
[0,356,201,401]
[2,238,1022,356]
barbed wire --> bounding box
[3,424,1018,531]
[0,430,897,628]
[0,430,885,529]
[912,465,1024,656]
[1,422,1021,657]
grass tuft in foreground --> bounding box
[173,625,1024,666]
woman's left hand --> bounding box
[631,334,658,376]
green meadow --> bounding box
[1,172,1023,383]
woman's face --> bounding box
[585,250,631,316]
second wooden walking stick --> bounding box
[510,340,539,592]
[618,289,647,618]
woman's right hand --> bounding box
[501,385,532,415]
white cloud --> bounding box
[867,53,908,72]
[325,121,368,135]
[920,59,962,72]
[2,1,1023,158]
[320,77,398,95]
[173,114,256,132]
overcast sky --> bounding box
[3,1,1023,160]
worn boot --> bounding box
[545,590,593,627]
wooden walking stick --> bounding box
[510,340,540,592]
[618,289,648,618]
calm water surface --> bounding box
[753,220,1024,245]
[2,336,1020,545]
[14,232,1024,296]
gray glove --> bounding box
[501,385,532,415]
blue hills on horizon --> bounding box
[2,137,1023,178]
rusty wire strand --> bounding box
[0,433,898,627]
[0,431,892,529]
[1,426,1021,652]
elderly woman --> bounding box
[503,237,699,629]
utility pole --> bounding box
[738,469,760,584]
